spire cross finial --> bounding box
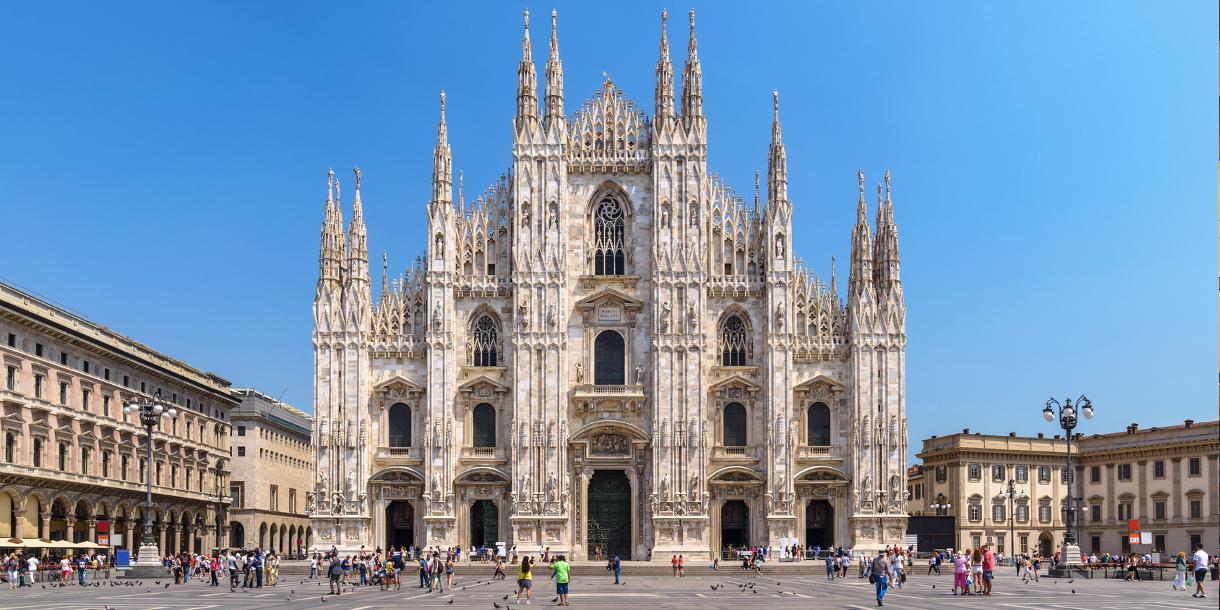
[524,7,529,29]
[773,89,779,115]
[439,90,446,115]
[857,170,865,197]
[884,170,891,201]
[353,166,361,191]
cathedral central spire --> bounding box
[515,9,539,133]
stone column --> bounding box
[39,512,50,540]
[159,524,168,553]
[1136,461,1148,523]
[66,521,75,543]
[86,519,98,545]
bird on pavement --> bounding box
[502,594,510,599]
[321,596,327,602]
[448,599,454,604]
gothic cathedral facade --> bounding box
[309,9,908,560]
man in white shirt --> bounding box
[26,556,39,584]
[1192,544,1209,598]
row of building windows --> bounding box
[3,432,212,491]
[3,330,227,422]
[1095,458,1202,482]
[228,482,298,513]
[959,463,1063,483]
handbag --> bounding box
[868,573,876,584]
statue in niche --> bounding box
[435,233,444,256]
[660,302,671,331]
[432,302,443,330]
[518,300,529,330]
[659,475,670,499]
[547,305,556,329]
[775,302,784,328]
[345,471,355,498]
[689,473,700,495]
[521,201,531,225]
[688,202,698,227]
[635,364,645,385]
[575,362,584,383]
[547,202,557,228]
[686,304,697,332]
[776,233,784,257]
[546,472,557,501]
[660,203,670,228]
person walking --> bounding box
[209,555,221,586]
[610,555,621,584]
[970,548,983,594]
[953,550,969,595]
[824,552,835,581]
[550,554,571,606]
[1172,552,1188,591]
[327,557,343,596]
[1192,544,1210,598]
[867,550,890,607]
[515,556,534,604]
[670,555,678,577]
[677,554,685,577]
[981,544,995,595]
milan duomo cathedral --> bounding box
[309,9,908,560]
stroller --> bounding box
[370,568,386,588]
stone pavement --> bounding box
[2,569,1216,609]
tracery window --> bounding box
[718,314,751,366]
[592,197,626,275]
[469,314,501,367]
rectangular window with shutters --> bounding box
[1015,465,1028,482]
[1118,502,1133,520]
[992,504,1005,522]
[230,483,244,509]
[237,446,245,457]
[935,466,947,483]
[59,382,68,405]
[968,464,981,481]
[1038,466,1051,482]
[60,353,68,365]
[1117,464,1132,481]
[1189,500,1201,519]
[81,389,90,411]
[6,333,14,347]
[1090,535,1101,553]
[1188,457,1201,476]
[82,360,89,373]
[1090,466,1101,483]
[1039,504,1052,523]
[5,366,14,391]
[34,375,43,398]
[1016,504,1029,522]
[269,485,279,511]
[992,465,1005,482]
[102,395,110,417]
[1019,534,1029,554]
[35,343,43,357]
[968,503,982,522]
[1154,501,1166,520]
[1153,460,1165,478]
[1154,534,1165,552]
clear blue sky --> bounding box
[2,1,1215,462]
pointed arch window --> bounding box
[723,402,747,447]
[388,403,412,447]
[807,402,831,446]
[592,197,626,275]
[469,314,501,367]
[718,314,751,366]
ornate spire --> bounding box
[457,169,465,213]
[381,250,389,296]
[432,90,452,205]
[830,255,838,299]
[754,170,761,208]
[543,9,565,129]
[873,170,901,290]
[515,9,538,133]
[680,8,703,126]
[654,9,675,128]
[318,167,345,288]
[347,167,369,286]
[767,90,788,205]
[849,170,873,298]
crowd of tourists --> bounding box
[2,550,109,587]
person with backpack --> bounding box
[866,550,890,607]
[608,554,621,584]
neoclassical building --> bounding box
[0,281,236,556]
[309,9,908,560]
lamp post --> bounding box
[124,393,177,565]
[930,494,951,516]
[1042,395,1093,565]
[1000,478,1027,564]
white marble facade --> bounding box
[309,9,908,560]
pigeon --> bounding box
[493,604,503,609]
[321,596,327,602]
[932,585,936,589]
[146,589,151,593]
[551,598,559,603]
[165,584,171,589]
[155,581,161,585]
[1068,579,1074,583]
[448,600,455,604]
[502,594,510,600]
[1071,589,1076,594]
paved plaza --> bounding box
[2,570,1216,609]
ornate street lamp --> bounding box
[999,478,1027,562]
[123,392,177,565]
[1042,395,1093,565]
[930,494,951,516]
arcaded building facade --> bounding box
[309,9,909,559]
